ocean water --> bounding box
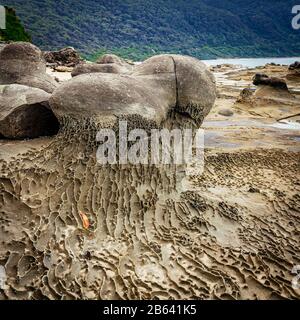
[203,57,300,68]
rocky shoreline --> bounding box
[0,43,299,300]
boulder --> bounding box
[96,54,129,66]
[71,62,130,77]
[0,84,59,139]
[50,54,216,130]
[0,42,57,93]
[236,74,294,105]
[43,47,82,67]
[218,108,234,117]
[72,54,133,77]
[51,73,173,126]
[168,55,216,121]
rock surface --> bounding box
[0,42,57,93]
[0,84,59,139]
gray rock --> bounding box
[71,62,130,77]
[0,42,57,93]
[96,54,130,66]
[72,54,133,77]
[218,109,234,117]
[0,41,9,52]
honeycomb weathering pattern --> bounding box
[0,129,299,299]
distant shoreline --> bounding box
[202,57,300,68]
[203,56,300,61]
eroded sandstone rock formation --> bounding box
[236,73,294,107]
[1,53,299,300]
[252,74,294,100]
[253,73,288,90]
[66,54,216,131]
[0,53,221,299]
[0,42,57,93]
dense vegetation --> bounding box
[6,0,300,60]
[0,7,31,42]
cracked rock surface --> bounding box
[54,54,216,130]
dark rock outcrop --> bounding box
[252,73,288,90]
[43,47,82,67]
[287,61,300,81]
[289,61,300,70]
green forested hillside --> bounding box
[5,0,300,60]
[0,7,31,42]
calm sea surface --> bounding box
[203,57,300,68]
